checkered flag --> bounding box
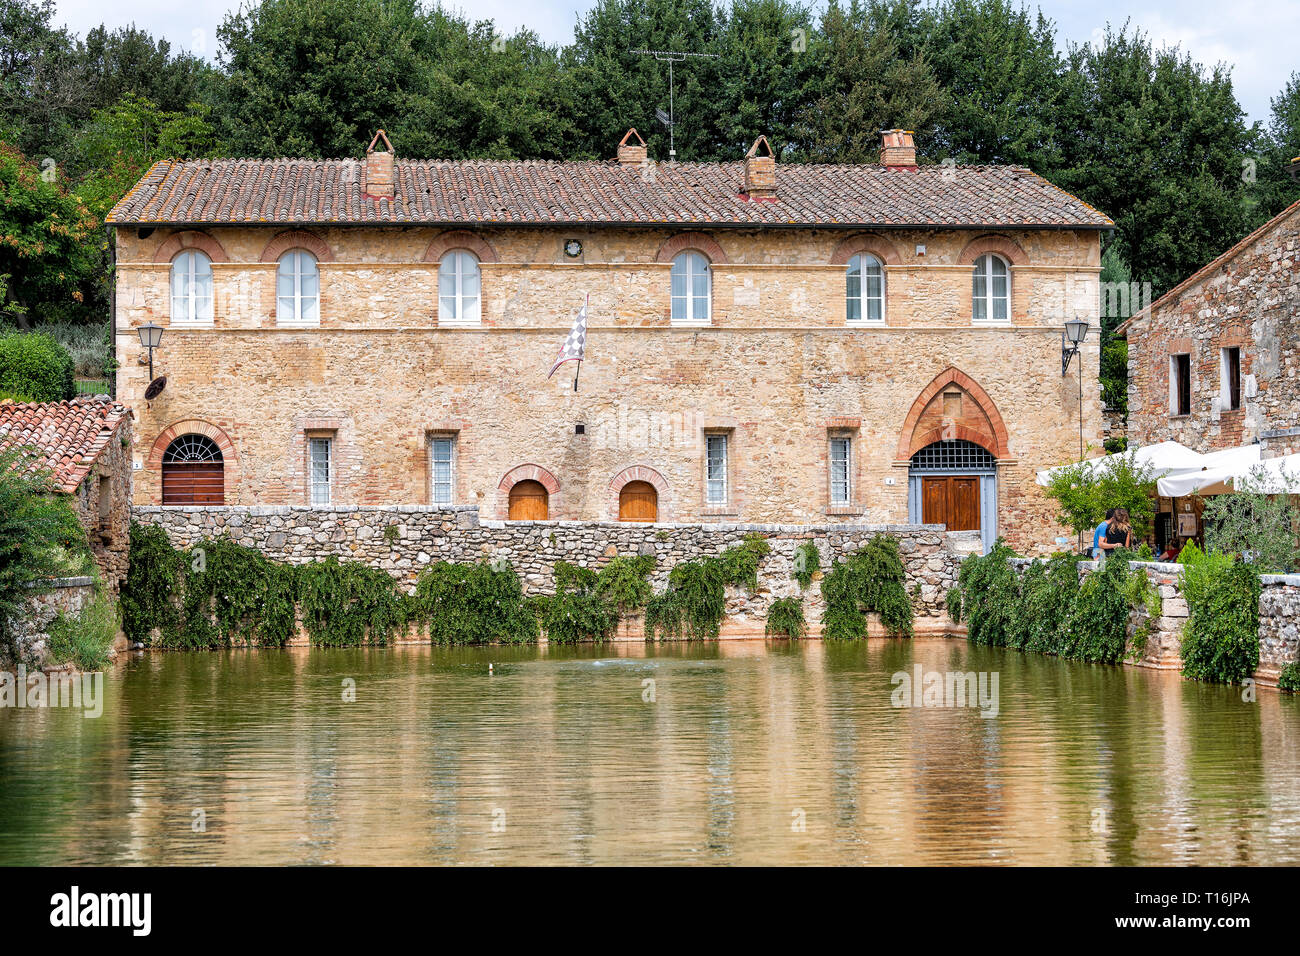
[548,294,588,382]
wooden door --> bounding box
[162,463,225,505]
[618,481,658,522]
[508,479,549,520]
[920,476,980,532]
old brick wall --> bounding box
[69,415,133,594]
[1127,204,1300,454]
[116,224,1102,555]
[133,505,982,638]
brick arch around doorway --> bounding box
[608,465,669,522]
[147,420,239,504]
[896,367,1009,461]
[497,463,561,520]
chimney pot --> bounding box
[879,129,917,169]
[364,129,395,200]
[617,128,648,166]
[743,135,777,200]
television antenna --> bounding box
[629,49,719,161]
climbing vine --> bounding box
[1279,661,1300,693]
[645,534,770,641]
[820,535,914,639]
[298,557,408,647]
[765,596,806,638]
[792,540,820,589]
[1178,542,1262,684]
[412,560,538,645]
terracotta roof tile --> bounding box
[107,158,1113,230]
[0,396,131,494]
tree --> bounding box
[1252,72,1300,223]
[1043,453,1158,541]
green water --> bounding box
[1,639,1297,865]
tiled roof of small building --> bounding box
[107,157,1113,230]
[0,396,131,494]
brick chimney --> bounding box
[617,128,647,166]
[879,129,917,170]
[743,135,777,200]
[364,129,395,200]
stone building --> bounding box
[1120,194,1300,458]
[108,129,1109,554]
[0,396,133,592]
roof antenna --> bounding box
[629,49,719,161]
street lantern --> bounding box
[1061,315,1090,467]
[137,323,163,381]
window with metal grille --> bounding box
[162,434,223,463]
[830,437,851,504]
[430,437,455,505]
[309,438,331,506]
[706,433,728,504]
[908,439,995,471]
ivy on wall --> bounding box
[645,534,770,641]
[764,596,806,639]
[819,536,914,639]
[1177,542,1262,684]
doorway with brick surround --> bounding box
[508,479,549,520]
[907,439,997,552]
[618,480,658,521]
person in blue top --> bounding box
[1092,509,1115,560]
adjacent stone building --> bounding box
[0,396,134,592]
[108,129,1109,554]
[1120,195,1300,456]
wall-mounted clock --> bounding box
[564,239,583,258]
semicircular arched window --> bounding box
[161,434,225,505]
[170,250,214,327]
[846,253,884,323]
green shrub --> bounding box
[945,585,962,623]
[955,540,1020,646]
[792,541,820,589]
[46,591,119,669]
[1201,474,1300,573]
[541,586,619,644]
[1178,545,1261,685]
[1043,452,1157,541]
[819,536,913,639]
[412,560,537,645]
[180,537,299,648]
[1278,661,1300,693]
[764,596,806,638]
[721,533,770,591]
[593,554,656,613]
[298,557,409,647]
[0,331,74,401]
[644,538,769,641]
[37,320,109,379]
[120,522,182,643]
[1007,553,1086,653]
[1058,554,1138,664]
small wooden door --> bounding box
[162,463,225,505]
[920,476,980,532]
[508,479,549,520]
[618,481,658,522]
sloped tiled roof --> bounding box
[107,157,1113,230]
[0,396,131,494]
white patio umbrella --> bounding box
[1157,448,1298,497]
[1035,441,1206,487]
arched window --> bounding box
[161,434,224,505]
[508,479,549,520]
[277,250,320,326]
[439,250,481,326]
[670,251,711,325]
[846,253,884,322]
[972,254,1010,322]
[170,250,213,326]
[618,480,658,522]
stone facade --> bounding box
[132,505,981,638]
[1258,574,1300,679]
[115,222,1103,555]
[2,577,98,669]
[1124,201,1300,455]
[70,415,133,594]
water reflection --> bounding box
[0,640,1296,865]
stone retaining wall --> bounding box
[132,505,981,638]
[2,577,98,669]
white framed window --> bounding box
[705,433,728,505]
[846,254,884,322]
[671,251,711,325]
[277,250,320,326]
[972,254,1010,322]
[430,436,455,505]
[170,250,214,327]
[309,437,331,506]
[438,250,481,326]
[830,437,851,505]
[1220,347,1242,411]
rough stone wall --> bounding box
[2,577,97,669]
[1126,204,1300,454]
[1258,575,1300,678]
[132,505,981,637]
[68,416,133,594]
[115,224,1102,556]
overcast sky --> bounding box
[50,0,1299,127]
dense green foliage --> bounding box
[0,445,92,648]
[1177,542,1262,685]
[411,560,537,645]
[46,589,118,669]
[298,556,408,646]
[645,535,769,640]
[0,330,74,400]
[955,540,1157,665]
[1043,452,1157,540]
[535,556,656,643]
[791,540,820,589]
[1201,472,1300,573]
[764,595,806,638]
[1279,661,1300,694]
[819,535,913,639]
